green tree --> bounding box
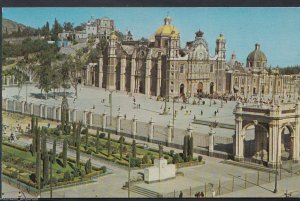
[76,121,82,167]
[43,150,49,186]
[63,139,68,168]
[119,136,124,160]
[72,122,77,146]
[183,135,189,161]
[84,128,89,151]
[63,22,74,32]
[36,127,41,190]
[31,126,37,156]
[52,139,56,164]
[107,132,111,157]
[188,134,194,160]
[85,158,92,174]
[96,131,100,153]
[51,18,63,41]
[31,116,35,133]
[132,140,136,158]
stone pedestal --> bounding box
[30,103,34,115]
[39,104,43,118]
[167,120,173,145]
[132,115,137,139]
[144,158,176,183]
[83,110,88,125]
[102,111,107,131]
[73,108,77,123]
[21,101,25,114]
[44,106,48,119]
[148,117,154,142]
[117,112,122,133]
[208,128,215,156]
[89,112,93,126]
[53,106,57,120]
[57,107,61,121]
[13,100,16,112]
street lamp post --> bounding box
[274,130,280,193]
[128,143,148,198]
[109,91,113,126]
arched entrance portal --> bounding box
[197,82,203,94]
[242,123,269,165]
[180,84,185,96]
[210,82,214,94]
[281,126,293,161]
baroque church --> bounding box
[83,15,297,99]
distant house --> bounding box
[56,39,70,48]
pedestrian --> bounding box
[217,109,219,113]
[214,111,217,116]
[201,110,203,116]
[124,114,127,119]
[179,191,183,198]
[211,189,215,198]
[200,192,205,198]
[48,123,50,128]
[194,115,196,120]
[18,191,21,200]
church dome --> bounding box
[247,43,267,63]
[155,15,179,37]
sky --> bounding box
[3,7,300,67]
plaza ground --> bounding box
[3,84,236,137]
[2,85,300,198]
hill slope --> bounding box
[2,18,36,35]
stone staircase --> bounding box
[122,185,162,198]
[221,160,276,173]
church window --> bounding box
[278,81,280,86]
[171,89,174,93]
[171,81,174,85]
[210,64,214,72]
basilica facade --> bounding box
[83,15,298,99]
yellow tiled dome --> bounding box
[155,16,179,37]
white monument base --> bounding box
[144,158,176,183]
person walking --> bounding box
[179,191,183,198]
[211,189,216,198]
[201,110,203,116]
[18,191,22,200]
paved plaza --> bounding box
[3,84,236,137]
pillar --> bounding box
[30,103,34,115]
[44,105,48,119]
[234,116,244,161]
[156,57,162,96]
[293,102,300,162]
[5,99,9,111]
[83,110,87,125]
[89,112,93,126]
[52,106,56,120]
[102,111,107,131]
[132,115,137,138]
[234,102,244,161]
[167,120,173,145]
[268,120,281,168]
[99,55,103,88]
[130,54,136,93]
[148,117,154,142]
[39,104,43,118]
[116,112,122,133]
[57,107,61,121]
[7,76,10,86]
[208,127,215,156]
[145,52,151,96]
[13,100,16,112]
[21,101,25,114]
[73,108,77,123]
[67,109,71,123]
[120,55,126,91]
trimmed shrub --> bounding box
[56,170,62,174]
[99,133,106,138]
[198,155,203,162]
[64,172,71,181]
[11,171,18,179]
[169,150,175,156]
[101,166,107,173]
[164,155,169,160]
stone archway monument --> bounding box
[233,101,300,168]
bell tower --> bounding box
[215,33,226,94]
[106,31,117,91]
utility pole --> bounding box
[274,131,279,193]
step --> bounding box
[123,185,161,198]
[222,160,276,173]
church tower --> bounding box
[215,34,226,94]
[106,31,118,91]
